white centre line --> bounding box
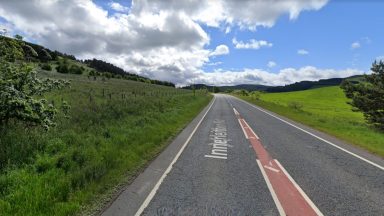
[234,97,384,171]
[134,97,216,216]
[233,107,240,116]
[238,119,249,139]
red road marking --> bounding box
[236,110,322,216]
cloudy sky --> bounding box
[0,0,383,86]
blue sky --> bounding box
[201,0,384,73]
[0,0,383,86]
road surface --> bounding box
[102,94,384,216]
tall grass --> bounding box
[235,86,384,157]
[0,70,211,215]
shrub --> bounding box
[41,63,52,71]
[288,101,304,111]
[0,61,70,130]
[251,91,261,100]
[69,64,83,74]
[56,63,69,74]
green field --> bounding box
[0,68,212,215]
[236,86,384,157]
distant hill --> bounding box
[183,75,366,93]
[220,84,270,92]
[182,84,270,92]
[265,76,365,93]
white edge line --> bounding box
[274,160,324,216]
[134,97,216,216]
[238,119,249,139]
[256,159,286,216]
[236,97,384,171]
[242,119,260,140]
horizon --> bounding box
[0,0,382,86]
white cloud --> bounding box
[0,0,334,86]
[267,61,277,68]
[297,49,309,55]
[351,42,361,49]
[191,66,364,86]
[224,26,231,34]
[0,0,211,84]
[232,38,272,49]
[210,44,229,56]
[376,56,384,61]
[109,2,130,13]
[131,0,328,30]
[206,61,223,66]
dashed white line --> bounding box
[238,119,249,139]
[233,107,240,116]
[134,97,216,216]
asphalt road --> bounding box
[102,94,384,216]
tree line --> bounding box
[83,58,175,87]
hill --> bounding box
[265,76,365,93]
[220,84,271,92]
[0,35,174,87]
[0,35,211,215]
[183,76,365,93]
[182,83,271,92]
[234,86,384,157]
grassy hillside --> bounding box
[0,63,211,215]
[235,86,384,157]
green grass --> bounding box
[235,86,384,157]
[0,69,212,215]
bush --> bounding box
[0,61,70,130]
[56,63,69,74]
[250,91,261,100]
[0,37,24,62]
[69,65,83,74]
[288,101,303,111]
[41,64,52,71]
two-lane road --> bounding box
[102,94,384,216]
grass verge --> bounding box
[0,71,212,216]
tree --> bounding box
[0,61,70,130]
[14,34,23,41]
[341,60,384,130]
[0,37,24,62]
[213,86,220,93]
[240,89,249,96]
[23,44,38,61]
[40,49,52,62]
